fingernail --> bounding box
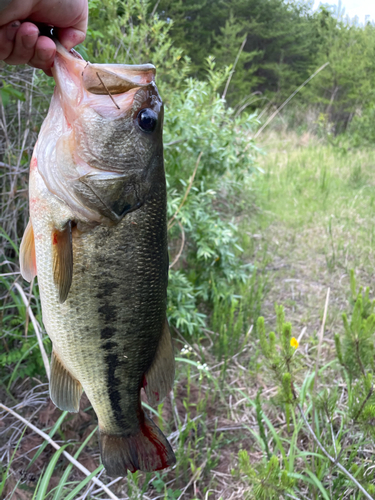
[23,32,38,49]
[6,20,20,41]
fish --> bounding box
[19,43,176,477]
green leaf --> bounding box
[0,81,25,105]
[63,465,103,500]
[290,471,330,500]
[27,411,69,471]
[36,444,71,500]
[0,426,27,498]
[52,425,98,500]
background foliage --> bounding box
[153,0,375,136]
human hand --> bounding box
[0,0,88,75]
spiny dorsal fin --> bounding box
[144,318,175,407]
[50,350,82,413]
[20,220,37,282]
[52,221,73,303]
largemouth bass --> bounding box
[19,44,175,476]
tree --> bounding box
[306,5,375,132]
[151,0,321,105]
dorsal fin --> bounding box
[52,221,73,303]
[20,220,37,282]
[143,318,175,406]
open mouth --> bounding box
[52,42,157,115]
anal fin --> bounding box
[50,350,82,413]
[20,220,37,282]
[52,221,73,303]
[144,318,175,406]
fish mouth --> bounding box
[82,62,156,95]
[52,42,157,115]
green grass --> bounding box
[248,133,375,332]
[257,134,375,236]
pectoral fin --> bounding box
[52,221,73,303]
[144,318,175,406]
[20,220,37,282]
[50,350,82,413]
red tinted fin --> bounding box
[144,317,175,406]
[52,221,73,303]
[20,220,37,282]
[99,413,176,477]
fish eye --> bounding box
[137,108,158,133]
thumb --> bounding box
[57,26,86,50]
[57,4,88,51]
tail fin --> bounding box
[99,413,176,477]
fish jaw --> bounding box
[51,48,86,126]
[52,43,157,120]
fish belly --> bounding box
[30,165,168,436]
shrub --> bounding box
[233,273,375,499]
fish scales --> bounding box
[21,44,175,476]
[35,184,167,433]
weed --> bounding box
[232,276,375,499]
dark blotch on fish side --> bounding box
[98,304,118,323]
[105,353,124,425]
[100,327,116,340]
[102,341,118,351]
[96,280,119,300]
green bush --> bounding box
[347,106,375,147]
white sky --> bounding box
[314,0,375,23]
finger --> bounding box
[4,22,39,65]
[28,36,56,72]
[57,27,86,51]
[0,20,20,60]
[57,2,88,50]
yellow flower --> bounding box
[290,337,299,349]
